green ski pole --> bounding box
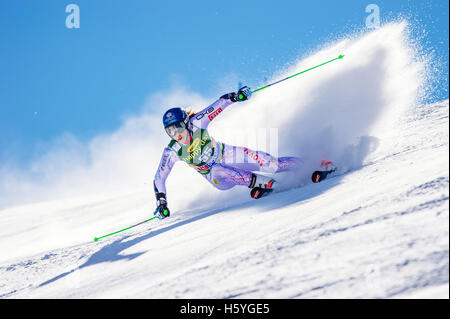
[93,211,161,242]
[251,54,344,94]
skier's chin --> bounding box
[175,135,188,145]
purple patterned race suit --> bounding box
[153,94,302,197]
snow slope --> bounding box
[0,22,448,298]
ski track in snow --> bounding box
[0,100,448,299]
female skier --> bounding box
[152,86,304,219]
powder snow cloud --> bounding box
[0,21,427,211]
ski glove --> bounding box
[234,86,252,102]
[221,86,252,102]
[154,196,170,219]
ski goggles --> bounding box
[165,121,187,137]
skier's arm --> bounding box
[153,147,178,210]
[191,86,252,129]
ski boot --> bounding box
[249,173,275,199]
[311,160,337,183]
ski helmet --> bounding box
[162,107,188,128]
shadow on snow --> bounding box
[38,172,348,288]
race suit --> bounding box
[153,94,302,199]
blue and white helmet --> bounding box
[163,107,189,128]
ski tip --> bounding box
[338,54,344,59]
[94,237,99,242]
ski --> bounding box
[250,160,344,200]
[250,187,274,199]
[311,168,337,183]
[312,160,338,183]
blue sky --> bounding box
[0,0,448,166]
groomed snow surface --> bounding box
[1,99,448,299]
[0,23,448,298]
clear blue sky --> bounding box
[0,0,448,166]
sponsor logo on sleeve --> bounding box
[195,107,214,120]
[208,107,223,121]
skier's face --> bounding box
[166,121,190,144]
[173,127,190,144]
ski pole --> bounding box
[251,54,344,94]
[93,212,159,242]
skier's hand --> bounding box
[234,86,252,102]
[221,86,252,102]
[154,197,170,219]
[154,204,170,220]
